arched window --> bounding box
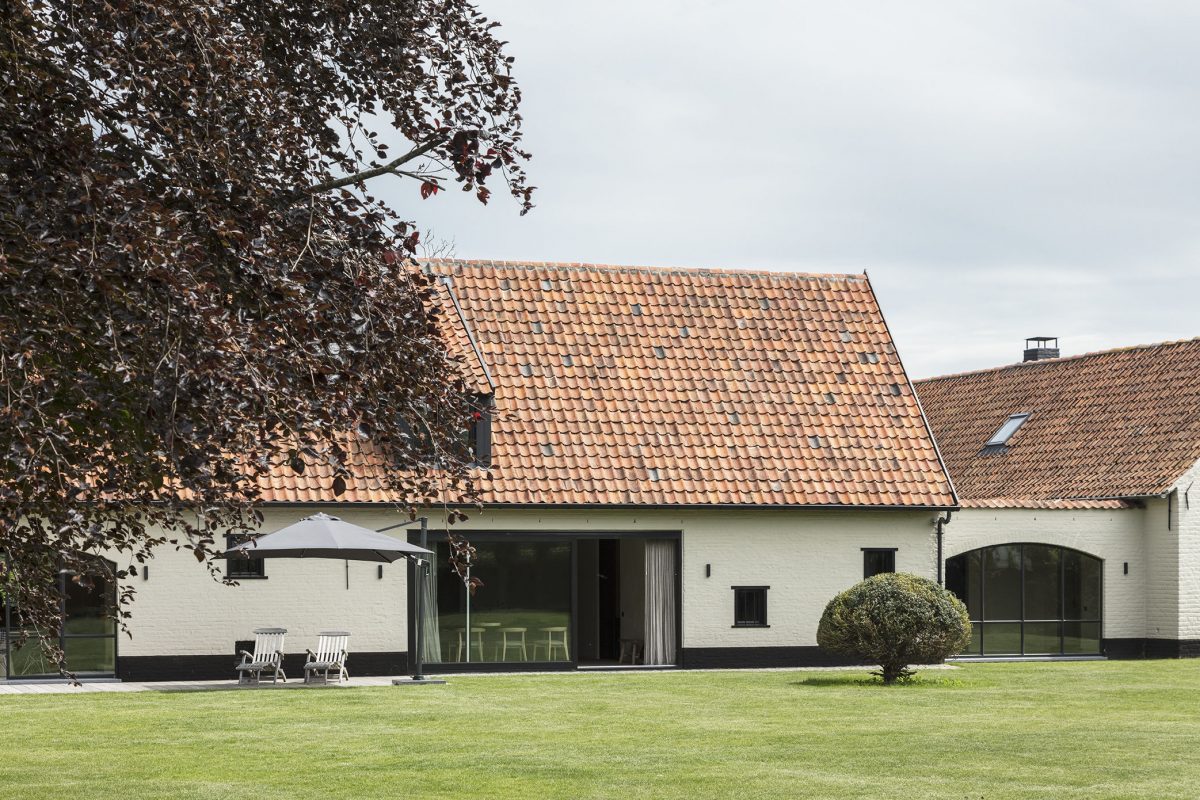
[946,544,1102,656]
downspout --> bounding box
[935,510,953,585]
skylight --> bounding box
[986,413,1030,447]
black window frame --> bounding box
[468,393,494,468]
[731,585,769,628]
[225,534,267,580]
[946,543,1103,657]
[862,548,897,579]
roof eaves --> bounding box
[260,500,962,511]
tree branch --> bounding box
[306,135,447,194]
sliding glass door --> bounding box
[412,532,682,670]
[422,538,573,664]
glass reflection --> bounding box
[1023,545,1061,620]
[947,544,1101,657]
[429,539,572,664]
[982,622,1021,655]
[2,559,117,678]
[983,545,1021,620]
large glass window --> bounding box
[946,544,1102,656]
[424,538,572,664]
[3,557,118,678]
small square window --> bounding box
[226,535,266,579]
[863,548,896,579]
[732,586,769,627]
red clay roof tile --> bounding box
[437,260,952,507]
[259,260,955,506]
[916,338,1200,502]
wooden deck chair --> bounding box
[235,628,287,685]
[304,631,350,684]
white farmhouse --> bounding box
[4,260,962,680]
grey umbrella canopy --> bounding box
[223,512,432,563]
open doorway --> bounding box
[576,537,677,667]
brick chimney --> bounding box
[1023,336,1060,362]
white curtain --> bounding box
[420,558,442,663]
[643,539,677,665]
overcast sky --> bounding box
[390,1,1200,378]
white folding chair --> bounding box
[303,631,350,684]
[234,628,287,685]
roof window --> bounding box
[986,413,1030,447]
[532,321,544,334]
[540,279,553,290]
[562,354,573,366]
[519,364,533,377]
[631,303,643,316]
[653,346,666,359]
[647,468,660,482]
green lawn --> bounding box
[2,661,1199,799]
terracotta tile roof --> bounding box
[251,280,491,506]
[433,278,493,395]
[915,338,1200,503]
[423,259,955,507]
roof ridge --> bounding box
[915,335,1200,384]
[425,258,866,282]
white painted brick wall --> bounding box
[1171,458,1200,638]
[120,508,411,657]
[113,461,1200,660]
[676,510,935,647]
[945,507,1146,639]
[447,507,937,649]
[1144,493,1178,640]
[117,506,941,657]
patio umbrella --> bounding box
[223,512,440,684]
[223,512,432,563]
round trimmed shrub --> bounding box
[816,572,972,684]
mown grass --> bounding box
[1,660,1198,799]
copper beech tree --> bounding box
[0,0,531,674]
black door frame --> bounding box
[406,529,682,673]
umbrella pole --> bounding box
[413,517,428,681]
[465,560,471,663]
